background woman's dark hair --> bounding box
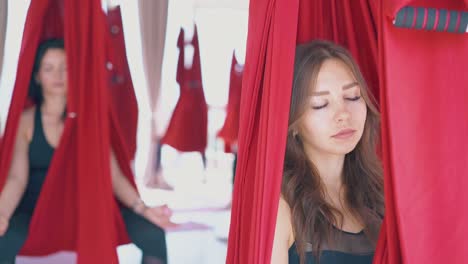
[282,40,384,264]
[28,38,65,106]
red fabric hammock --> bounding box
[106,7,139,160]
[160,25,208,153]
[217,52,243,153]
[227,0,468,263]
[374,1,468,263]
[0,0,137,262]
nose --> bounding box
[54,68,66,81]
[334,103,351,124]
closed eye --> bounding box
[312,103,328,110]
[346,96,361,101]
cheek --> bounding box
[38,71,52,84]
[351,101,367,128]
[300,111,331,141]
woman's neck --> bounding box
[304,148,347,207]
[305,149,345,189]
[304,149,364,230]
[41,95,66,117]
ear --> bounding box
[288,124,299,138]
[289,120,302,136]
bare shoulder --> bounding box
[278,196,292,219]
[18,107,35,142]
[277,196,294,246]
[271,195,295,264]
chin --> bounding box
[327,143,359,155]
[329,149,355,156]
[46,89,67,96]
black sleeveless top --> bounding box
[17,107,55,213]
[288,226,375,264]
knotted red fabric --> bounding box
[160,25,208,153]
[217,52,243,153]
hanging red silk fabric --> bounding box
[0,0,137,262]
[160,25,208,154]
[105,6,139,160]
[374,1,468,263]
[217,52,243,153]
[296,1,380,102]
[227,0,467,263]
[226,0,299,262]
[104,5,139,247]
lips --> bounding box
[332,129,356,139]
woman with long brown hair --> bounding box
[272,40,384,264]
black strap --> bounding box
[394,6,467,34]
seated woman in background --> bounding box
[272,40,384,264]
[0,39,175,264]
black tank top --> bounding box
[17,107,55,213]
[288,225,375,264]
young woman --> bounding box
[272,40,384,264]
[0,39,174,264]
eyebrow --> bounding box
[343,82,359,90]
[41,62,56,66]
[311,82,359,96]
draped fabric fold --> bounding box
[104,5,139,246]
[106,6,139,160]
[228,0,468,263]
[297,0,380,102]
[226,0,299,262]
[374,1,468,263]
[0,0,136,262]
[217,52,243,153]
[160,25,208,153]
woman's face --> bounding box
[36,48,67,97]
[297,59,367,157]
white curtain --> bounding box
[138,0,168,135]
[138,0,169,184]
[0,0,7,78]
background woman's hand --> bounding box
[0,214,9,236]
[142,205,179,230]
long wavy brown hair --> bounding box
[282,40,384,263]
